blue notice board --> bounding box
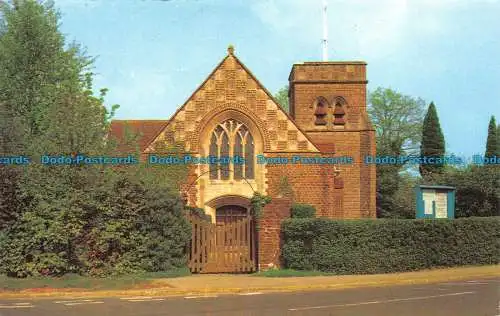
[415,185,455,219]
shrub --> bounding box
[0,175,192,277]
[76,176,192,276]
[186,206,211,222]
[282,216,500,274]
[290,203,316,218]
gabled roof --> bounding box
[145,46,320,153]
[109,120,169,152]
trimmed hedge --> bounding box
[0,176,192,277]
[291,203,316,218]
[282,217,500,274]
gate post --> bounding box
[257,197,292,271]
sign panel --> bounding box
[435,192,448,218]
[422,189,436,215]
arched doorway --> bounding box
[187,200,256,273]
[216,205,248,226]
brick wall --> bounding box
[288,62,376,219]
[258,197,292,270]
[263,152,344,218]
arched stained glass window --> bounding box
[208,119,255,180]
[234,131,243,180]
[209,133,218,179]
[245,133,254,179]
[220,132,230,180]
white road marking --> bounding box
[0,304,34,309]
[55,299,96,304]
[288,291,476,311]
[120,296,153,300]
[184,295,218,299]
[63,301,104,306]
[13,303,32,306]
[127,298,165,302]
[441,282,489,286]
[54,299,104,306]
[238,292,263,296]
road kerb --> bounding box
[0,266,498,299]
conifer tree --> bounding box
[485,115,499,157]
[419,102,445,179]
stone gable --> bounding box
[145,50,319,154]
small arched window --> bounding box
[333,97,346,125]
[208,120,254,180]
[314,97,328,125]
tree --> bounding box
[419,102,445,180]
[368,87,426,218]
[0,0,69,140]
[485,115,499,157]
[0,0,113,276]
[497,124,500,149]
[0,101,25,229]
[434,165,499,217]
[0,1,191,277]
[368,87,426,157]
[274,85,289,113]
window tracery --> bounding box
[208,120,254,180]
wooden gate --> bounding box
[187,212,256,273]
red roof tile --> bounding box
[108,120,168,153]
[315,143,336,153]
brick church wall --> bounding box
[264,153,344,218]
[258,197,292,270]
[288,62,376,219]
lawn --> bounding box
[0,268,191,291]
[252,269,335,277]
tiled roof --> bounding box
[315,143,336,153]
[108,120,169,153]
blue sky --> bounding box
[55,0,499,158]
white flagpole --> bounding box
[322,0,328,61]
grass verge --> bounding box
[0,267,191,291]
[253,269,335,277]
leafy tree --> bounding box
[0,0,110,277]
[368,87,426,218]
[485,115,499,157]
[419,102,445,180]
[0,0,191,277]
[0,0,69,140]
[274,85,289,113]
[0,0,113,229]
[368,87,426,157]
[433,165,499,217]
[130,140,189,193]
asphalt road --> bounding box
[0,277,498,316]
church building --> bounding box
[110,46,376,224]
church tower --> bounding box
[288,62,376,218]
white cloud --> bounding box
[249,0,487,60]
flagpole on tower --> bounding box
[322,0,328,61]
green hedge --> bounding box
[282,217,500,274]
[291,203,316,218]
[0,176,192,277]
